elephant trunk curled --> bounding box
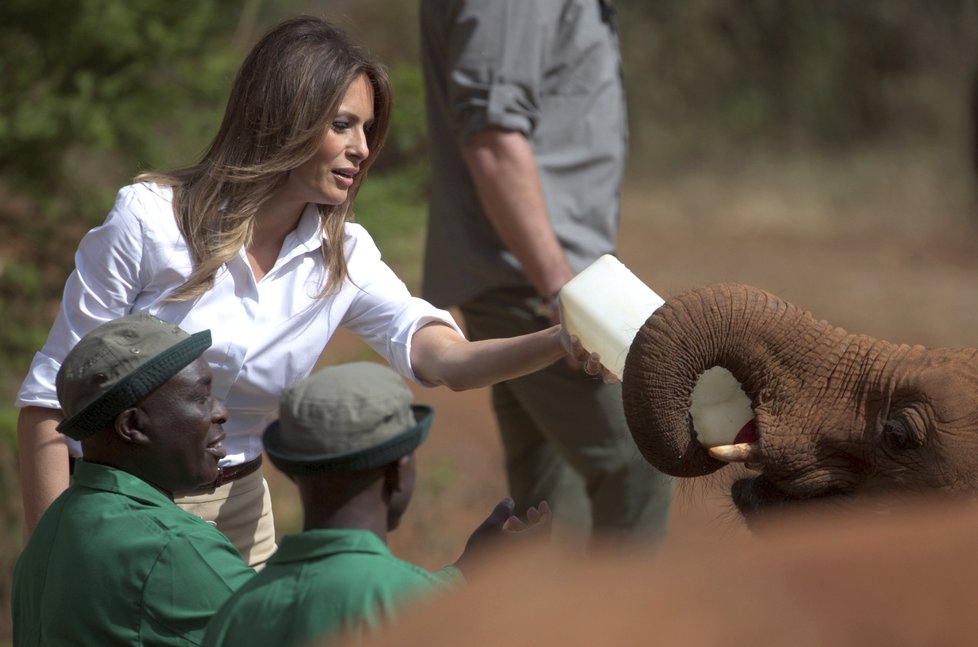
[622,283,842,477]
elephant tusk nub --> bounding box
[708,443,758,463]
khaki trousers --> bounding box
[175,466,277,569]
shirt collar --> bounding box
[235,203,325,273]
[291,203,327,253]
[269,528,392,565]
[71,461,174,508]
[218,196,323,252]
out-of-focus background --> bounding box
[2,0,978,642]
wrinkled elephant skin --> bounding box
[621,283,978,520]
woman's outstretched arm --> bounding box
[409,322,568,391]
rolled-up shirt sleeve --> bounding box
[16,187,148,409]
[447,0,547,143]
[339,225,463,385]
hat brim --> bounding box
[57,330,212,440]
[263,404,433,475]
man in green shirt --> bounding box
[13,314,255,646]
[204,362,550,647]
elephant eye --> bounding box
[881,409,926,452]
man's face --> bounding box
[135,358,228,494]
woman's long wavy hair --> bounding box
[138,16,392,301]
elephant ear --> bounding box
[622,297,727,478]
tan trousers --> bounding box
[175,467,277,569]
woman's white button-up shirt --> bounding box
[16,182,462,464]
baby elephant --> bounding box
[622,283,978,520]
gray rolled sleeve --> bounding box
[446,1,546,142]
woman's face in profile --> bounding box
[282,74,376,207]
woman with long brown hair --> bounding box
[15,16,575,567]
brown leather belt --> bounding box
[195,455,263,491]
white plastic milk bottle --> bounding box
[558,255,753,448]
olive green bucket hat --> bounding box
[56,313,212,440]
[263,362,433,475]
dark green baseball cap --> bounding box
[56,313,212,440]
[263,362,433,475]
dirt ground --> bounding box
[266,145,978,570]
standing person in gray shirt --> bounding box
[419,0,674,544]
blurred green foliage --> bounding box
[355,163,430,288]
[0,406,20,642]
[0,0,248,407]
[0,408,16,459]
[618,0,978,164]
[0,0,245,195]
[0,263,47,393]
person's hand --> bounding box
[544,293,619,383]
[453,498,552,577]
[559,329,620,384]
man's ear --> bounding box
[383,455,410,493]
[113,408,151,446]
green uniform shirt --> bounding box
[204,528,463,647]
[13,461,255,646]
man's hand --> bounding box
[454,498,552,577]
[462,128,574,301]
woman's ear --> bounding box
[114,408,151,446]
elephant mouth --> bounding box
[731,475,851,524]
[731,476,794,517]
